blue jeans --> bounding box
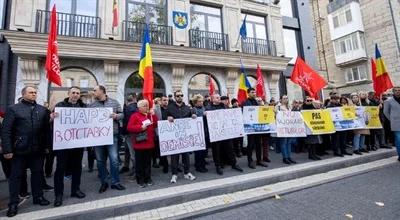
[279,138,291,159]
[394,131,400,156]
[94,135,120,185]
[353,134,365,151]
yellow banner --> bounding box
[365,106,383,129]
[301,109,335,135]
[258,106,275,124]
[342,106,356,120]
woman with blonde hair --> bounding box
[351,92,369,155]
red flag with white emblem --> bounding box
[45,5,62,86]
[256,64,266,101]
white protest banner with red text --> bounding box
[53,107,113,150]
[158,117,206,156]
[276,111,307,137]
[206,108,245,142]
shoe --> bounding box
[283,158,291,165]
[54,195,63,207]
[19,192,31,200]
[248,161,256,169]
[313,155,321,160]
[288,158,297,164]
[138,183,146,188]
[354,150,362,155]
[33,196,50,206]
[195,167,208,173]
[343,151,353,156]
[236,152,242,158]
[111,184,126,191]
[163,166,168,173]
[184,172,196,181]
[42,184,54,192]
[152,163,160,168]
[263,158,271,163]
[322,151,329,155]
[371,147,378,151]
[99,183,108,193]
[256,161,268,167]
[7,204,18,217]
[146,180,154,186]
[71,190,86,199]
[334,153,344,157]
[232,164,243,172]
[360,148,369,153]
[64,175,72,181]
[177,167,183,173]
[216,166,223,175]
[380,145,392,149]
[119,167,129,174]
[170,175,178,183]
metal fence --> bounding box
[123,21,172,45]
[241,37,277,56]
[189,29,229,51]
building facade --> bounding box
[311,0,400,96]
[0,0,292,109]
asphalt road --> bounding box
[194,163,400,220]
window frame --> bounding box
[0,0,5,29]
[345,65,368,83]
[47,0,99,17]
[334,32,363,56]
[241,13,268,40]
[332,6,352,29]
[190,3,223,33]
[126,0,167,25]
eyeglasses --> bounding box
[176,95,184,98]
[306,100,312,102]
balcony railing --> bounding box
[241,37,277,56]
[123,21,172,45]
[36,10,101,38]
[189,29,229,51]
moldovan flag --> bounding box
[45,5,62,86]
[209,74,216,96]
[290,57,326,99]
[112,0,118,27]
[256,64,266,101]
[138,24,154,107]
[372,44,393,96]
[237,61,252,105]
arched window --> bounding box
[125,71,166,98]
[188,73,220,99]
[48,67,98,109]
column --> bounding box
[104,60,119,99]
[267,71,280,99]
[171,64,185,92]
[226,68,238,97]
[20,57,41,87]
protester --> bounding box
[221,96,230,108]
[205,94,243,175]
[302,98,323,160]
[230,98,244,157]
[351,92,369,155]
[167,90,197,183]
[127,99,158,187]
[90,85,125,193]
[1,86,51,217]
[51,86,86,207]
[368,91,389,149]
[154,95,170,173]
[191,94,208,173]
[275,95,297,164]
[383,86,400,162]
[242,88,268,168]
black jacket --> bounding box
[167,102,194,119]
[242,97,258,106]
[1,99,51,155]
[205,103,225,111]
[55,98,86,108]
[122,102,138,134]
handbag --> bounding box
[135,131,148,143]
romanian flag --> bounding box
[138,24,154,107]
[237,61,252,105]
[372,44,393,96]
[112,0,118,27]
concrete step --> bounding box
[12,149,397,220]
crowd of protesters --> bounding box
[1,85,400,217]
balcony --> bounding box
[189,29,229,51]
[36,10,101,38]
[241,37,277,56]
[327,0,359,14]
[123,21,172,45]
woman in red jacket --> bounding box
[127,100,158,188]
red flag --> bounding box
[209,74,215,96]
[290,57,326,99]
[45,5,62,86]
[112,0,118,28]
[256,64,266,101]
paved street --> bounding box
[195,163,400,220]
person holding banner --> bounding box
[275,95,297,164]
[90,85,126,193]
[167,90,197,183]
[153,95,170,173]
[50,86,87,207]
[205,94,243,175]
[242,88,268,169]
[368,91,388,149]
[191,94,209,173]
[231,98,244,157]
[383,86,400,162]
[127,99,158,188]
[302,98,323,160]
[351,93,369,155]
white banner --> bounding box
[158,117,206,156]
[242,106,276,134]
[276,111,307,137]
[206,108,245,142]
[53,107,113,150]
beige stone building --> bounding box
[311,0,400,96]
[0,0,291,108]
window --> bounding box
[346,65,367,83]
[49,0,97,16]
[279,0,294,17]
[0,0,5,29]
[283,28,299,64]
[241,13,267,40]
[332,7,352,29]
[191,4,222,33]
[334,32,364,56]
[126,0,166,25]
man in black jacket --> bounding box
[1,86,51,217]
[167,90,197,183]
[205,94,243,175]
[51,86,87,207]
[242,88,268,169]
